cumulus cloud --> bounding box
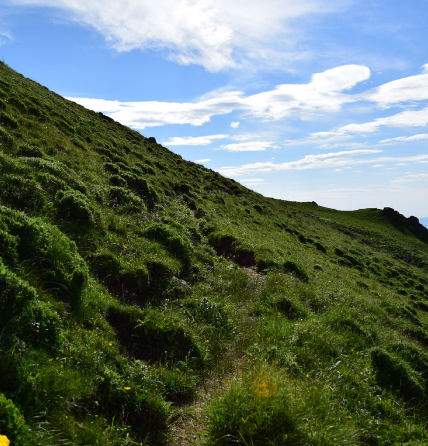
[8,0,340,71]
[217,141,280,152]
[230,121,240,128]
[218,150,428,176]
[163,134,228,145]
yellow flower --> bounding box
[124,386,131,391]
[0,435,10,446]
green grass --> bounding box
[0,60,428,445]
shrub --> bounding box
[207,372,303,445]
[144,223,193,264]
[0,207,88,303]
[0,127,14,150]
[54,189,96,225]
[0,174,46,212]
[0,112,18,129]
[0,394,28,446]
[98,365,169,438]
[22,300,63,348]
[16,143,45,158]
[108,186,146,212]
[283,260,309,282]
[371,347,424,401]
[108,306,204,366]
[0,260,38,334]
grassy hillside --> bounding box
[1,60,428,446]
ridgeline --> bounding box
[1,61,428,445]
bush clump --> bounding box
[0,111,18,129]
[0,394,29,446]
[371,347,424,401]
[16,143,45,158]
[0,260,38,334]
[0,207,88,303]
[108,186,146,212]
[0,174,46,212]
[0,127,14,150]
[54,189,96,225]
[144,223,193,264]
[283,261,309,282]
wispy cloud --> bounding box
[163,134,228,145]
[391,173,428,183]
[8,0,343,72]
[312,106,428,138]
[380,133,428,143]
[218,150,428,176]
[217,141,280,152]
[362,63,428,108]
[194,158,211,163]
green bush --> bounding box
[108,186,146,212]
[144,222,193,264]
[54,189,96,225]
[371,347,424,401]
[0,260,38,333]
[283,260,309,282]
[108,306,204,366]
[0,174,46,212]
[0,394,28,445]
[0,112,18,129]
[0,207,88,303]
[16,143,44,158]
[98,365,169,438]
[0,127,14,150]
[207,373,303,445]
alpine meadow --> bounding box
[1,60,428,446]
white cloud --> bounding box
[312,107,428,138]
[9,0,342,72]
[163,134,228,145]
[380,133,428,143]
[241,65,370,120]
[194,158,211,163]
[218,150,428,176]
[362,64,428,107]
[230,121,240,128]
[240,178,264,183]
[391,173,428,183]
[217,141,280,152]
[68,92,243,128]
[68,64,371,128]
[218,149,382,176]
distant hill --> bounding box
[1,60,428,446]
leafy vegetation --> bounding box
[1,61,428,445]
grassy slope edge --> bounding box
[1,61,428,446]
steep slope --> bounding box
[1,61,428,446]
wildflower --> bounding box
[0,435,10,446]
[348,415,352,419]
[360,372,363,375]
[109,343,112,346]
[124,386,131,391]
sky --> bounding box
[1,0,428,219]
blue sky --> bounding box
[1,0,428,219]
